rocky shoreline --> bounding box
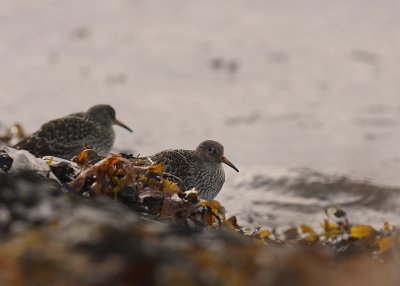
[0,145,400,286]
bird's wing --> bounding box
[152,150,196,177]
[130,150,197,190]
[14,115,96,157]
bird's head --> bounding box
[195,140,239,172]
[87,104,133,132]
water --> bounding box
[1,0,400,229]
[221,167,400,229]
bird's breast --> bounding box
[193,163,225,201]
[87,124,115,155]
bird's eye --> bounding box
[208,147,214,153]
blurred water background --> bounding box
[1,0,400,228]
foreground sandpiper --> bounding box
[14,104,133,159]
[137,140,239,201]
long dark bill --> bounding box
[114,119,133,133]
[221,156,239,172]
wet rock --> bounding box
[0,171,62,237]
[4,147,60,182]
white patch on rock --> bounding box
[184,188,198,195]
[5,147,60,183]
[171,193,182,202]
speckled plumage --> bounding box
[14,105,132,159]
[138,140,239,201]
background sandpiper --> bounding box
[14,104,133,159]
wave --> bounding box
[220,167,400,229]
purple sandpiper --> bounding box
[14,104,133,159]
[137,140,239,201]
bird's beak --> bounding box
[221,156,239,172]
[114,119,133,133]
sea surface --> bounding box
[1,0,400,229]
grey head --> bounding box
[195,140,239,172]
[86,104,133,132]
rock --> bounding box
[4,147,60,183]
